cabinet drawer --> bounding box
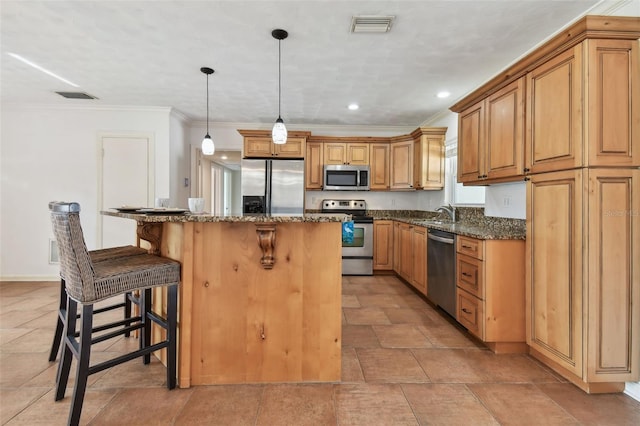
[457,236,484,260]
[457,288,483,340]
[457,254,483,298]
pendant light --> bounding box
[271,29,288,145]
[200,67,215,155]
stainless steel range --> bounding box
[322,199,373,276]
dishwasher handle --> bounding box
[427,233,455,244]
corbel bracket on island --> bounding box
[136,222,163,255]
[255,224,276,269]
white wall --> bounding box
[0,105,175,280]
[169,110,190,206]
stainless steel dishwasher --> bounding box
[427,229,456,317]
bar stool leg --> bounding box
[167,285,177,389]
[68,304,93,426]
[55,296,76,401]
[49,279,66,362]
[142,288,152,364]
[124,292,132,337]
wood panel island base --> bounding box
[102,211,345,388]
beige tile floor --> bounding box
[1,276,639,425]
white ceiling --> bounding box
[2,0,630,128]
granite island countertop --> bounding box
[102,210,350,223]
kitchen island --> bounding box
[102,211,347,388]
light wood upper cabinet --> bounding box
[412,127,446,190]
[373,220,394,271]
[585,39,639,167]
[458,78,524,184]
[390,139,414,190]
[526,46,583,174]
[458,101,484,183]
[239,129,310,159]
[305,142,323,190]
[323,143,369,165]
[369,143,390,190]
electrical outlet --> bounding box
[391,199,396,206]
[503,196,511,207]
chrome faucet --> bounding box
[436,204,456,222]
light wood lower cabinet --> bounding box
[392,222,427,295]
[456,235,526,353]
[373,220,393,271]
[526,168,640,392]
[410,226,427,294]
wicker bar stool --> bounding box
[49,202,180,426]
[49,244,148,362]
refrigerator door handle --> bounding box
[265,161,272,215]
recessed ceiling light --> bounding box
[348,103,359,110]
[437,91,451,99]
[8,52,79,87]
[221,155,228,160]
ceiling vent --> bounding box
[350,15,395,33]
[55,91,98,100]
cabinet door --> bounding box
[347,143,369,165]
[526,45,583,173]
[486,77,524,180]
[373,220,394,271]
[273,137,305,158]
[586,39,639,167]
[458,101,484,183]
[393,221,401,273]
[411,226,427,294]
[305,142,324,189]
[244,137,274,158]
[369,143,390,190]
[414,134,445,190]
[398,224,414,281]
[390,141,414,190]
[526,169,583,377]
[586,168,640,382]
[324,143,346,165]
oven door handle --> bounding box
[427,234,455,244]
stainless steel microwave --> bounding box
[323,165,370,191]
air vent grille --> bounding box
[350,15,395,33]
[55,91,98,99]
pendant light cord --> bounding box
[206,73,210,134]
[278,38,282,118]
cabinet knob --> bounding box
[524,177,530,181]
[524,168,530,173]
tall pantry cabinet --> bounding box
[451,16,640,393]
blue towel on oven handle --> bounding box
[342,221,354,244]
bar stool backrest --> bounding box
[49,202,96,303]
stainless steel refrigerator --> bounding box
[241,159,304,215]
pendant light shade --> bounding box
[200,67,215,155]
[272,29,288,145]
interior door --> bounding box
[100,135,150,248]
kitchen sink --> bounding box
[420,219,445,225]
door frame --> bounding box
[96,132,155,247]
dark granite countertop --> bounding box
[369,208,525,240]
[102,210,350,223]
